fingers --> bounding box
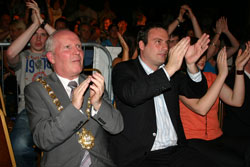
[90,72,105,96]
[74,76,91,97]
[239,42,250,58]
[217,47,228,76]
[89,72,105,110]
[26,0,41,21]
[236,42,250,70]
[166,37,190,76]
[169,36,190,62]
[198,33,210,51]
[217,47,227,64]
[172,36,190,54]
[26,0,39,9]
[71,77,91,109]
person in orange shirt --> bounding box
[179,44,250,167]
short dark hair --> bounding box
[108,23,118,32]
[137,22,167,46]
[55,17,68,28]
[78,22,91,32]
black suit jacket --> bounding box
[111,58,207,167]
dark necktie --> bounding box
[68,81,77,101]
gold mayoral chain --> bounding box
[36,78,95,149]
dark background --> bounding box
[69,0,250,41]
[1,0,250,41]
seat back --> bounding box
[0,108,16,167]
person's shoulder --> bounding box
[203,72,217,82]
[19,49,30,56]
[112,59,139,77]
[113,58,137,69]
[24,78,44,93]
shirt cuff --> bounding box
[91,106,98,116]
[187,70,202,82]
[79,106,98,117]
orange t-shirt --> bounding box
[180,72,223,140]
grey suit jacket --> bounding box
[24,72,123,167]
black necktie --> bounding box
[68,81,77,101]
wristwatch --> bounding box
[40,20,47,29]
[236,70,244,75]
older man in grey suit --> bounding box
[24,29,123,167]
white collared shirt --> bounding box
[57,74,79,98]
[138,56,202,151]
[56,74,98,116]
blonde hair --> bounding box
[10,19,26,31]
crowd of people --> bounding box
[0,0,250,167]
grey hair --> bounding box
[45,31,57,53]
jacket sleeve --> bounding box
[177,71,208,98]
[24,82,89,151]
[112,61,172,107]
[92,89,124,134]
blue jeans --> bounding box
[10,109,37,167]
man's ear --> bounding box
[46,52,55,64]
[139,41,145,51]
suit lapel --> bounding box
[45,73,91,110]
[46,73,71,109]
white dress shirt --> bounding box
[56,74,98,116]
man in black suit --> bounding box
[111,23,217,167]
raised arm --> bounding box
[185,33,210,74]
[183,5,202,38]
[164,36,190,77]
[219,42,250,106]
[27,0,55,35]
[6,3,39,66]
[167,5,185,35]
[61,0,67,11]
[167,4,202,38]
[206,18,222,60]
[46,0,54,26]
[207,17,240,60]
[6,0,55,66]
[165,33,210,76]
[112,32,129,67]
[220,17,240,58]
[180,47,228,115]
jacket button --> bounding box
[152,132,156,136]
